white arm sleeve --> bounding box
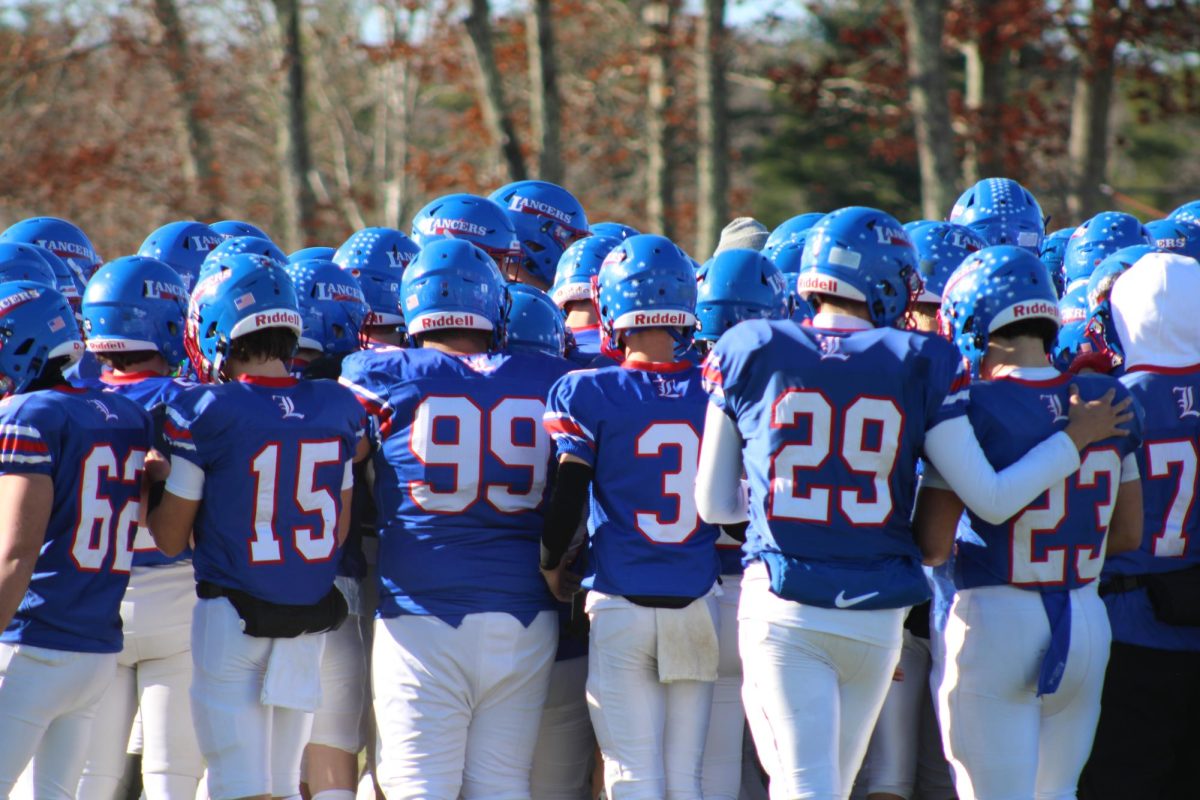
[164,456,205,501]
[924,415,1081,525]
[1121,452,1140,483]
[342,459,354,491]
[695,401,749,525]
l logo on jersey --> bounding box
[817,335,849,361]
[88,399,118,422]
[1041,394,1068,423]
[274,395,305,419]
[652,375,685,399]
[1173,386,1200,419]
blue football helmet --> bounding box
[940,245,1060,377]
[138,221,223,292]
[505,284,568,357]
[185,254,301,383]
[210,219,271,241]
[1084,244,1156,360]
[401,239,507,345]
[411,194,524,278]
[1169,200,1200,225]
[550,235,621,308]
[762,212,825,257]
[23,244,83,304]
[905,221,986,303]
[763,241,815,321]
[289,246,337,263]
[1051,320,1092,372]
[199,236,288,283]
[333,227,419,330]
[490,181,590,286]
[589,222,640,241]
[1058,281,1089,327]
[695,249,789,346]
[0,216,100,291]
[1039,227,1074,298]
[0,281,84,395]
[284,259,369,357]
[82,256,189,367]
[1063,212,1152,287]
[1145,218,1200,260]
[798,206,921,328]
[949,178,1046,253]
[0,243,59,287]
[596,234,697,356]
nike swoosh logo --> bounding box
[834,590,879,609]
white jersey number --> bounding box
[634,422,701,544]
[1146,439,1197,558]
[769,390,903,526]
[409,395,550,514]
[1010,448,1121,584]
[249,440,343,563]
[72,446,147,573]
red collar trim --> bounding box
[991,372,1071,388]
[237,374,299,388]
[621,359,692,374]
[52,384,88,394]
[102,370,163,385]
[1126,364,1200,376]
[569,323,600,333]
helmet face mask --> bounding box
[489,181,590,287]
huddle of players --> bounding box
[0,176,1195,800]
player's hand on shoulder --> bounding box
[1065,384,1134,450]
[144,448,170,484]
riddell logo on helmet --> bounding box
[798,275,838,294]
[254,311,301,328]
[1013,301,1057,318]
[509,195,573,225]
[88,340,131,351]
[422,313,476,329]
[632,311,689,326]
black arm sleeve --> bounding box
[540,460,594,570]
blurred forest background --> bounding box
[0,0,1197,258]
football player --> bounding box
[923,246,1142,799]
[541,234,722,799]
[74,256,203,800]
[694,207,1131,800]
[149,254,367,800]
[948,177,1046,253]
[1080,251,1200,799]
[138,221,224,292]
[693,248,788,800]
[338,239,571,799]
[0,280,155,797]
[1062,211,1152,294]
[490,180,590,291]
[549,235,621,367]
[411,193,525,284]
[333,226,419,349]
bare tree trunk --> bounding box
[528,0,562,183]
[272,0,318,249]
[695,0,728,258]
[464,0,526,183]
[900,0,958,219]
[642,0,676,239]
[151,0,222,219]
[1067,0,1121,220]
[960,2,1006,184]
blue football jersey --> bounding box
[79,372,195,568]
[339,347,572,625]
[0,387,153,652]
[567,325,602,368]
[165,376,365,605]
[1104,366,1200,650]
[703,320,969,609]
[953,372,1142,592]
[546,361,720,598]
